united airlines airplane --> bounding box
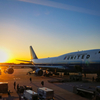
[29,46,100,76]
[3,46,100,77]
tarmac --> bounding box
[0,68,99,100]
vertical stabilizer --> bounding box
[30,46,38,59]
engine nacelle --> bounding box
[35,68,43,76]
[6,67,14,74]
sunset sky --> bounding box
[0,0,100,63]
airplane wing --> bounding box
[0,64,69,76]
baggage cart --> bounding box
[73,85,100,99]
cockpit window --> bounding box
[86,55,90,59]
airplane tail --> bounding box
[30,46,38,59]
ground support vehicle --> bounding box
[17,85,32,93]
[0,82,8,93]
[37,87,54,100]
[73,85,100,100]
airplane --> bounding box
[2,46,100,78]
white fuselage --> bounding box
[32,49,100,65]
[30,46,100,73]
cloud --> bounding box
[19,0,100,16]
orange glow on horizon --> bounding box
[0,47,73,64]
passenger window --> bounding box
[99,51,100,53]
[86,55,90,59]
[81,55,84,59]
[77,55,80,59]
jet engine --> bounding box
[5,67,14,74]
[35,68,43,76]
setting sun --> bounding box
[0,49,8,63]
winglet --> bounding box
[30,46,38,59]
